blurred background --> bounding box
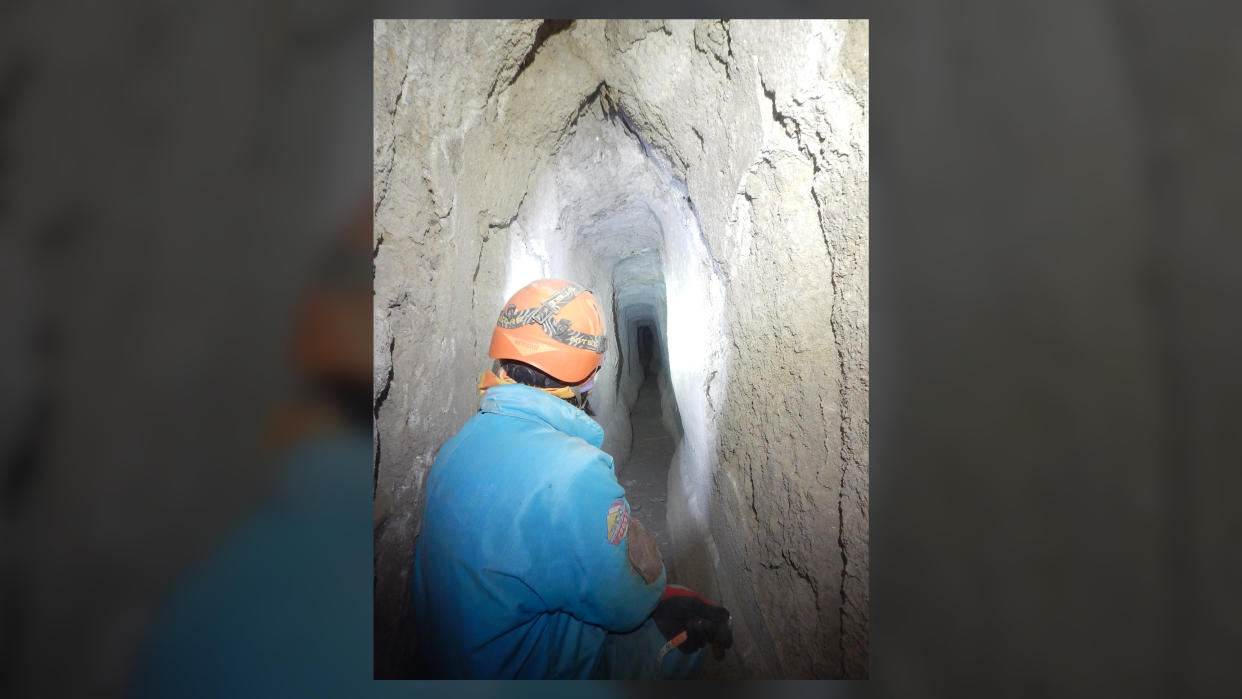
[2,0,1241,697]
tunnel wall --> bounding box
[373,19,869,678]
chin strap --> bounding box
[477,364,577,400]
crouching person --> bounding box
[411,278,732,678]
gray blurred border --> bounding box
[3,1,1241,697]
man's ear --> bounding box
[626,517,664,584]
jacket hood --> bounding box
[478,383,605,447]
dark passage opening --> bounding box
[617,321,682,579]
[637,325,654,371]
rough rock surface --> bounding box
[373,19,869,679]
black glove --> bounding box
[652,585,733,654]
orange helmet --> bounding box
[488,278,607,384]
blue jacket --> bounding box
[411,383,666,678]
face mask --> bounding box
[571,369,597,396]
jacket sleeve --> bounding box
[543,454,666,632]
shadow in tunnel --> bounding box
[637,325,654,372]
[617,322,683,580]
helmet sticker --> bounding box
[496,281,606,353]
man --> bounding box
[411,278,732,679]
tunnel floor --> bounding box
[617,364,680,582]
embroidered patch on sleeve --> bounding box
[606,498,630,545]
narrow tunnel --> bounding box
[619,319,684,580]
[493,102,729,610]
[373,20,870,679]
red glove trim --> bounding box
[661,584,712,605]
